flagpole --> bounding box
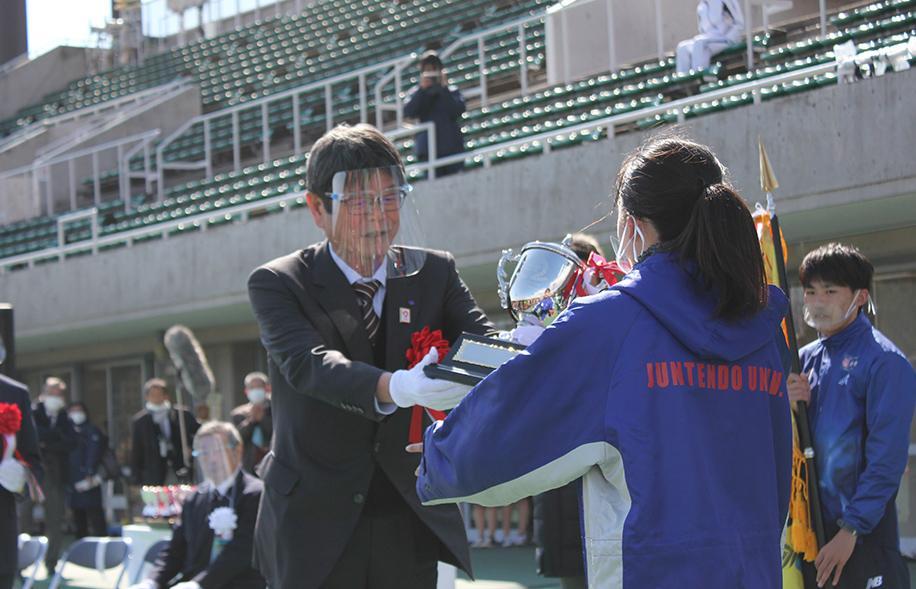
[760,141,827,550]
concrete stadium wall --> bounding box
[0,46,93,121]
[1,67,914,367]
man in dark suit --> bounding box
[129,421,265,589]
[0,374,42,589]
[130,379,200,486]
[248,123,493,588]
[31,377,74,572]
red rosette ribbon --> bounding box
[574,252,627,297]
[0,402,26,464]
[405,327,450,444]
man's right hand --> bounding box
[787,371,812,404]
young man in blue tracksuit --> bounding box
[788,243,915,589]
[414,137,794,589]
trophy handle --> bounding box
[497,248,520,309]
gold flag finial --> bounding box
[759,137,780,193]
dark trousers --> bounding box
[0,573,13,589]
[801,534,910,589]
[73,506,107,538]
[321,508,439,589]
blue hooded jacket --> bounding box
[800,312,915,544]
[418,252,792,588]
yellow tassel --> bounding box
[786,424,818,562]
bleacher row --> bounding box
[0,0,914,264]
[0,0,551,138]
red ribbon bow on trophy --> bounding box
[574,252,626,297]
[405,327,450,444]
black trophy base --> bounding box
[423,332,526,386]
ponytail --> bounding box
[670,183,768,320]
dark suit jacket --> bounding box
[0,375,42,575]
[247,241,492,588]
[33,401,75,487]
[130,407,200,485]
[149,470,265,589]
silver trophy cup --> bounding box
[497,237,584,326]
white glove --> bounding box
[389,348,472,410]
[581,267,609,296]
[171,583,201,589]
[127,581,157,589]
[510,324,546,346]
[0,458,27,494]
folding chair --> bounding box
[16,534,47,589]
[131,539,171,584]
[48,537,132,589]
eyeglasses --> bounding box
[326,185,412,214]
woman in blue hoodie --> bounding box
[415,136,792,588]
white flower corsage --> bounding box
[208,506,238,541]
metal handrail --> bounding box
[154,51,419,201]
[0,59,838,270]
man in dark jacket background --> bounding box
[130,379,199,486]
[403,51,466,177]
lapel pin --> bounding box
[399,307,411,324]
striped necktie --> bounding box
[352,280,382,345]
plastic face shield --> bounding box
[326,166,426,278]
[193,434,236,486]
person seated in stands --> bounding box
[676,0,745,74]
[404,50,466,177]
[129,422,265,589]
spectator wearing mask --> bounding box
[403,51,466,177]
[66,402,108,538]
[130,379,200,486]
[675,0,744,74]
[31,377,75,573]
[231,372,273,474]
[788,243,915,589]
[128,421,265,589]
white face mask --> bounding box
[69,411,87,425]
[611,213,645,273]
[246,388,267,405]
[803,289,862,333]
[146,400,172,414]
[43,396,65,413]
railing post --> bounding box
[143,142,152,201]
[654,0,664,62]
[518,23,528,96]
[359,73,368,123]
[428,124,437,181]
[293,93,302,155]
[262,102,271,163]
[92,151,101,206]
[606,0,617,73]
[156,148,165,202]
[69,159,77,210]
[477,37,488,106]
[232,110,241,172]
[395,64,403,128]
[819,0,827,39]
[324,84,334,131]
[204,119,213,179]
